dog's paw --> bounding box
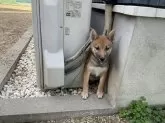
[81,91,88,100]
[97,91,104,99]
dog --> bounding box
[81,29,115,99]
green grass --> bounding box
[0,0,31,4]
[119,97,165,123]
[0,0,16,4]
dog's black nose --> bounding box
[100,58,105,62]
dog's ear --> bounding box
[90,28,98,41]
[107,29,115,42]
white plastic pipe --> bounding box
[103,4,113,35]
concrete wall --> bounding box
[91,7,165,107]
[108,14,137,107]
[116,15,165,107]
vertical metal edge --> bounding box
[63,0,66,86]
[32,0,44,89]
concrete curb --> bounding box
[0,26,33,91]
[0,95,117,123]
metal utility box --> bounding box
[32,0,92,89]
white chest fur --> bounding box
[89,66,107,77]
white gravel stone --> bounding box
[33,115,128,123]
[0,39,96,99]
[72,90,78,95]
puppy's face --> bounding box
[90,29,115,63]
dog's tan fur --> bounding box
[81,29,115,99]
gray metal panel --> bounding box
[91,9,105,35]
[40,0,65,89]
[32,0,44,89]
[32,0,65,89]
[63,0,92,60]
[32,0,92,89]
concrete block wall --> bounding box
[91,4,165,107]
[114,15,165,107]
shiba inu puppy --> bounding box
[81,29,115,99]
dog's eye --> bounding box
[105,47,110,50]
[95,46,99,50]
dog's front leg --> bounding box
[81,69,90,99]
[97,71,107,99]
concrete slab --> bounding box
[0,95,117,123]
[92,4,165,19]
[113,5,165,18]
[0,26,33,91]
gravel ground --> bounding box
[0,8,32,55]
[0,39,128,122]
[0,39,98,99]
[33,115,128,123]
[0,4,128,123]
